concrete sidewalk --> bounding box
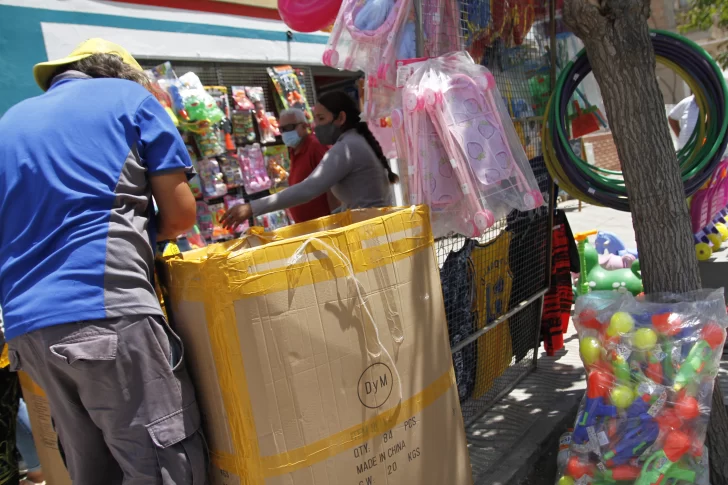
[468,325,584,485]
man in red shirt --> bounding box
[279,108,336,222]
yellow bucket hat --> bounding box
[33,38,143,91]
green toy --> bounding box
[574,230,643,296]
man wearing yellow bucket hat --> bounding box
[0,39,205,484]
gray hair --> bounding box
[279,108,307,124]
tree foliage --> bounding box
[680,0,728,67]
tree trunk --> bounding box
[562,0,728,482]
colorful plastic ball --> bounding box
[607,312,634,337]
[702,323,726,349]
[716,222,728,242]
[557,477,575,485]
[634,328,658,351]
[579,337,602,366]
[695,242,712,261]
[675,396,700,420]
[610,385,635,409]
[652,313,682,336]
[708,232,723,251]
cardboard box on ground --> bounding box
[17,372,72,485]
[161,206,473,485]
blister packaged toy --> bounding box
[268,66,313,121]
[218,154,244,189]
[145,70,179,126]
[208,202,232,241]
[245,87,277,143]
[231,111,257,145]
[194,129,225,158]
[556,290,728,485]
[196,158,228,199]
[196,201,215,239]
[173,72,225,134]
[392,52,544,238]
[255,210,291,231]
[232,86,255,111]
[238,144,272,194]
[263,145,290,189]
[182,225,208,250]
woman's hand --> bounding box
[221,203,253,231]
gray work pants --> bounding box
[8,314,208,485]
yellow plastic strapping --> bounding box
[168,206,440,483]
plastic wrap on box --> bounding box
[557,290,728,485]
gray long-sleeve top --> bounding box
[250,130,394,217]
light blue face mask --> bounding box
[282,130,302,148]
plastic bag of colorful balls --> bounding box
[556,290,728,485]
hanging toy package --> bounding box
[231,110,257,145]
[196,158,228,199]
[323,0,412,82]
[246,87,277,143]
[173,72,225,134]
[218,154,245,189]
[232,86,255,111]
[557,290,728,485]
[393,52,544,238]
[263,145,290,189]
[267,66,314,121]
[238,144,272,194]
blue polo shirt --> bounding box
[0,74,192,340]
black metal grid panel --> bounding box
[141,60,317,113]
[429,0,555,426]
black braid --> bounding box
[356,122,399,184]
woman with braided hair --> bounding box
[222,91,397,229]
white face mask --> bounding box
[282,130,302,148]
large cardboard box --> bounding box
[163,206,473,485]
[17,373,72,485]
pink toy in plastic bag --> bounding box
[394,52,544,238]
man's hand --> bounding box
[221,203,253,231]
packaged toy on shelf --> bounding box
[193,129,225,158]
[205,86,236,151]
[238,144,272,194]
[218,154,244,189]
[145,72,179,126]
[173,72,225,133]
[263,145,290,188]
[232,86,255,111]
[392,52,544,238]
[268,66,314,121]
[181,226,208,250]
[208,202,232,241]
[556,290,728,485]
[246,87,278,143]
[255,210,291,231]
[196,201,215,239]
[196,158,228,199]
[231,111,257,145]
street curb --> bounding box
[475,390,582,485]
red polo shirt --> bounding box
[287,134,331,223]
